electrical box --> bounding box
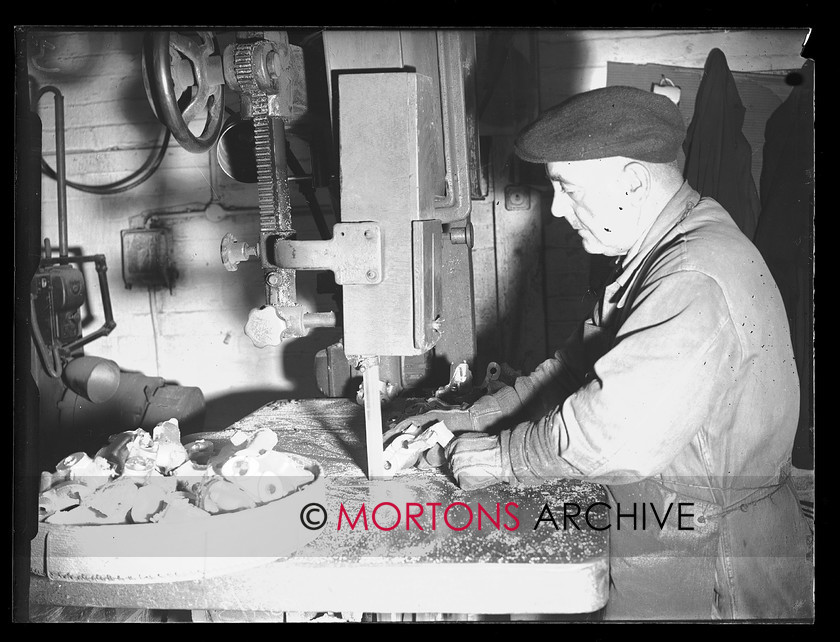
[120,228,174,290]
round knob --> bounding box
[220,233,258,272]
[244,306,287,348]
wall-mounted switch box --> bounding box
[121,228,174,290]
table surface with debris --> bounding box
[30,399,610,615]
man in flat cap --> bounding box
[391,86,813,620]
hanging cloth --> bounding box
[682,48,761,240]
[752,60,814,468]
[753,61,814,319]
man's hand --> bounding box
[382,408,473,444]
[444,432,508,491]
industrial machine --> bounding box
[141,29,481,478]
[27,77,206,471]
[17,31,615,622]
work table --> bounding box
[30,398,609,616]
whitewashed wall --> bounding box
[28,30,340,430]
[537,29,810,107]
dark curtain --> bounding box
[682,48,761,240]
[753,61,815,469]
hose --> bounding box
[40,128,171,195]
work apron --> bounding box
[603,470,813,620]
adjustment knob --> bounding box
[221,233,259,272]
[244,306,287,348]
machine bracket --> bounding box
[271,222,383,285]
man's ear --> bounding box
[622,161,650,205]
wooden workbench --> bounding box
[30,399,609,616]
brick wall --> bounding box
[28,30,340,429]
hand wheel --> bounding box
[142,31,225,154]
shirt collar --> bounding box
[614,180,700,290]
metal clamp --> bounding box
[382,421,454,477]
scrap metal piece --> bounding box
[196,477,257,514]
[382,421,454,477]
[183,439,214,465]
[38,481,91,519]
[129,484,168,523]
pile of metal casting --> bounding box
[38,422,315,525]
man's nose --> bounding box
[551,192,574,220]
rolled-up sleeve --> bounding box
[502,270,737,485]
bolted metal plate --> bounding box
[271,222,382,285]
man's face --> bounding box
[546,159,645,256]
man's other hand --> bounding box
[444,433,508,491]
[382,409,473,443]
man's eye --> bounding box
[552,180,577,195]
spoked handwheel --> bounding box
[142,31,225,154]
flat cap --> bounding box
[514,85,686,164]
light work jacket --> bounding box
[464,181,813,619]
